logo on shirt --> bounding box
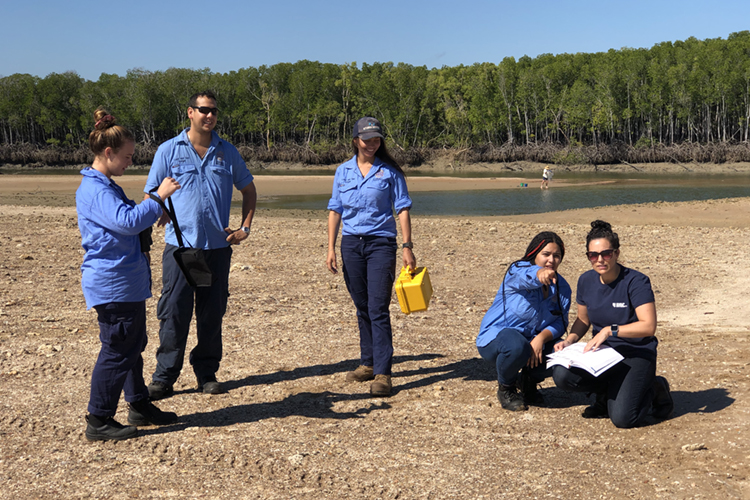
[375,169,384,178]
[612,302,628,308]
[215,149,225,166]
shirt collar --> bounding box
[80,166,124,193]
[180,128,222,148]
[81,166,111,183]
[347,156,384,178]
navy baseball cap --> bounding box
[352,117,384,139]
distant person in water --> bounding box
[76,108,180,441]
[541,166,552,189]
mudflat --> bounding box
[0,175,748,498]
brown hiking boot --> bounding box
[370,374,392,397]
[346,365,374,383]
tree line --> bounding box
[1,31,749,166]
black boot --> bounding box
[518,368,546,407]
[85,414,138,441]
[652,376,674,420]
[128,399,178,426]
[582,392,608,419]
[497,384,528,411]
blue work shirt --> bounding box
[477,261,572,347]
[145,129,254,250]
[327,156,412,237]
[76,168,163,309]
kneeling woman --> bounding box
[552,220,673,428]
[477,232,571,411]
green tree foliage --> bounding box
[2,32,750,151]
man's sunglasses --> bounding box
[192,106,219,116]
[586,249,616,262]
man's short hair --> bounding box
[189,90,217,108]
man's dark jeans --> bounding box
[152,244,232,386]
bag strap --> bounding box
[148,188,190,249]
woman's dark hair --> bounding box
[519,231,565,263]
[351,132,405,177]
[500,231,568,333]
[88,107,134,156]
[586,220,620,250]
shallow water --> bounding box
[255,177,750,216]
[4,167,747,216]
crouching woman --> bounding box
[552,220,674,428]
[477,232,571,411]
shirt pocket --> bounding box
[171,164,197,188]
[339,181,359,210]
[364,178,390,208]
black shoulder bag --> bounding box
[148,189,213,288]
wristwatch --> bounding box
[610,324,619,337]
[402,242,414,249]
[241,226,251,234]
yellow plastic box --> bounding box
[395,266,433,314]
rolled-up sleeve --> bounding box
[231,148,254,191]
[327,169,344,213]
[391,172,412,213]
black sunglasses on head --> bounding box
[191,106,219,116]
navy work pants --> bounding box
[553,355,656,428]
[152,244,232,386]
[88,301,149,417]
[477,327,555,387]
[341,235,398,376]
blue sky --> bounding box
[2,0,749,81]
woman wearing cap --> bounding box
[477,232,571,411]
[326,117,415,397]
[76,108,181,441]
[552,220,674,428]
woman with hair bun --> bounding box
[552,220,674,428]
[76,108,181,441]
[477,231,571,411]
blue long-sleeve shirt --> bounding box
[327,156,412,237]
[76,168,163,309]
[476,261,572,347]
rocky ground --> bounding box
[1,194,749,499]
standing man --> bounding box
[145,91,257,399]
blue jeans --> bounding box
[88,301,149,417]
[552,355,656,428]
[477,327,554,386]
[152,244,232,386]
[341,235,398,376]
